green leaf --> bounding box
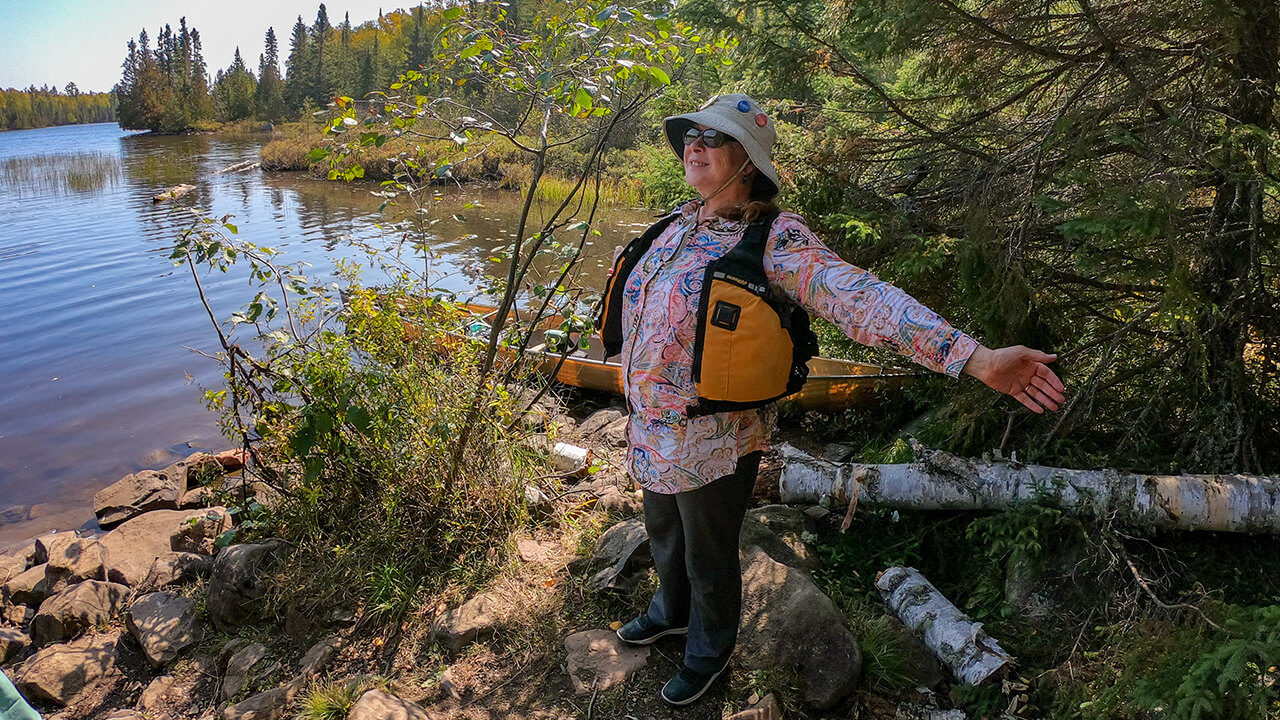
[575,88,593,110]
[648,67,671,85]
[224,223,237,234]
[443,7,464,20]
[346,405,373,434]
[214,529,237,550]
[306,147,330,162]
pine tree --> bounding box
[256,27,287,121]
[284,16,310,112]
[311,4,332,106]
[215,47,258,121]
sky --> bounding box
[0,0,407,94]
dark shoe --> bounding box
[616,615,687,645]
[660,663,727,706]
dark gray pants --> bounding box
[641,451,762,673]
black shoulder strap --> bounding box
[598,212,680,356]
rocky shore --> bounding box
[0,393,958,720]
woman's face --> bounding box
[682,123,751,197]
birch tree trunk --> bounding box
[778,443,1280,534]
[876,566,1013,686]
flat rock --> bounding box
[138,551,212,592]
[137,675,179,714]
[221,678,302,720]
[3,564,48,607]
[170,506,233,555]
[727,693,783,720]
[207,541,283,632]
[0,626,28,663]
[222,642,267,701]
[127,592,202,667]
[737,546,861,710]
[576,408,625,438]
[563,629,649,695]
[348,689,440,720]
[15,632,118,707]
[593,485,642,515]
[432,593,501,652]
[601,416,629,448]
[105,711,145,720]
[99,509,210,586]
[43,537,108,591]
[299,635,341,677]
[30,580,128,647]
[94,469,182,527]
[516,538,557,563]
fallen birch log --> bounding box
[777,443,1280,534]
[877,566,1012,685]
[213,160,261,174]
[152,184,196,203]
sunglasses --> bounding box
[682,127,737,148]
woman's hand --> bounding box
[962,345,1065,413]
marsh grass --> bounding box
[0,151,121,196]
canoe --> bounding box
[426,301,917,412]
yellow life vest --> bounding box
[598,211,818,416]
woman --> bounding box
[599,94,1065,706]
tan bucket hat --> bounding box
[663,93,780,197]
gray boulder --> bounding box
[99,508,211,586]
[737,546,861,710]
[93,469,182,527]
[207,541,283,632]
[3,564,48,607]
[348,689,441,720]
[137,551,212,592]
[585,518,651,592]
[127,592,203,667]
[739,505,821,572]
[15,632,118,707]
[432,593,501,652]
[0,627,28,663]
[30,580,128,647]
[42,537,108,591]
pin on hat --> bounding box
[663,93,781,198]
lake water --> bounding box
[0,122,655,551]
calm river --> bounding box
[0,122,654,550]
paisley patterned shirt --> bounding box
[618,201,979,494]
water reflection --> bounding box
[0,123,656,551]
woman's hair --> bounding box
[715,171,780,223]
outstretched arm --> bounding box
[962,345,1065,413]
